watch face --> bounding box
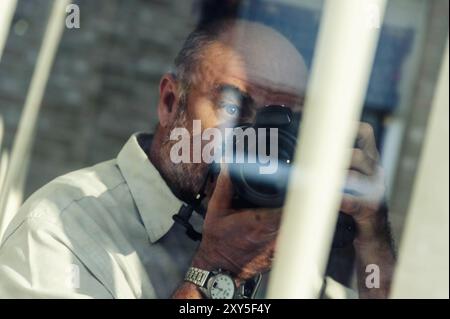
[209,274,235,299]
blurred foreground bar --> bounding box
[0,0,71,240]
[268,0,386,298]
[390,39,449,299]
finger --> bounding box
[340,193,362,214]
[262,239,278,271]
[250,237,278,274]
[234,209,282,235]
[246,226,279,247]
[355,122,379,161]
[248,208,282,234]
[344,169,374,196]
[350,148,376,175]
[239,239,277,279]
[208,164,234,212]
[345,168,385,201]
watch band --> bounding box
[184,267,211,288]
[185,267,262,299]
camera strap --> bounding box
[172,167,213,241]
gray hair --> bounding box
[174,20,234,94]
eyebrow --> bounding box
[214,83,304,111]
[214,84,253,103]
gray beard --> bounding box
[157,108,210,204]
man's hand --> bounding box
[172,168,280,298]
[192,167,281,283]
[341,123,385,224]
[340,122,395,298]
[340,122,392,241]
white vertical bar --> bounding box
[267,0,386,298]
[0,0,18,62]
[0,151,9,199]
[0,116,7,195]
[390,38,449,299]
[0,0,71,240]
[0,116,4,158]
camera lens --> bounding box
[228,128,297,208]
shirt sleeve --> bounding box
[0,217,113,299]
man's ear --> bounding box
[157,73,182,128]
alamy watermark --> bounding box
[66,4,80,29]
[66,264,80,289]
[170,120,279,174]
[63,2,382,31]
[365,264,380,289]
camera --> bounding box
[212,105,355,248]
[218,105,300,209]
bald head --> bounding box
[175,19,308,98]
[218,20,308,94]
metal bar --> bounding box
[267,0,386,298]
[0,116,7,195]
[0,0,71,240]
[0,0,18,62]
[0,116,4,158]
[390,38,449,299]
[0,152,10,202]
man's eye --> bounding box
[225,104,239,115]
[220,103,241,116]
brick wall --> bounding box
[0,0,197,196]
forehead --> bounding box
[196,22,308,100]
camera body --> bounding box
[224,105,299,209]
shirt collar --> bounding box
[117,133,183,243]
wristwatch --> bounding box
[184,267,236,299]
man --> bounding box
[0,19,395,299]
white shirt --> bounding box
[0,133,203,298]
[0,133,355,299]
